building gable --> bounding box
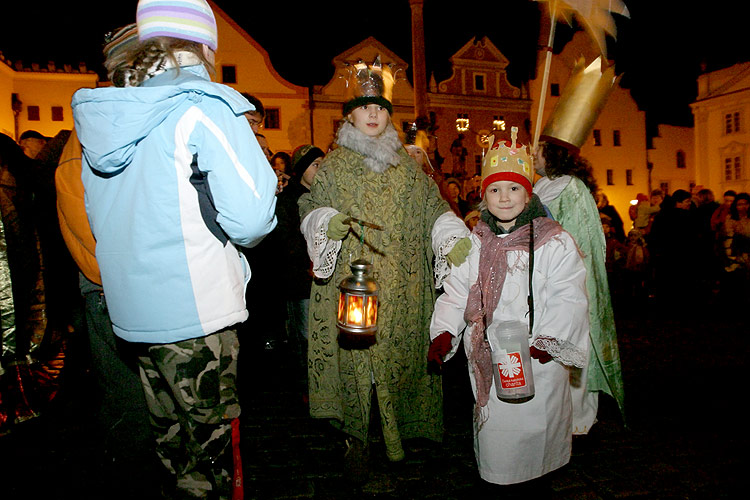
[436,37,520,99]
[696,62,750,101]
[210,1,305,96]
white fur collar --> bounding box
[335,120,402,173]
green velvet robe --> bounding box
[298,143,450,461]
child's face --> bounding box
[484,180,530,230]
[301,157,323,189]
[407,146,425,165]
[272,157,288,172]
[349,104,390,137]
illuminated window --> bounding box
[493,115,505,131]
[455,113,469,132]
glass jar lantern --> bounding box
[337,258,378,349]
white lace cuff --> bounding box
[434,234,463,289]
[431,211,470,289]
[531,336,588,368]
[300,207,342,279]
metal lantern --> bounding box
[337,258,378,349]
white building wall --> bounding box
[691,62,750,195]
[650,124,695,195]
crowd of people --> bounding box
[602,187,750,319]
[1,1,743,498]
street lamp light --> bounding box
[493,115,506,131]
[455,113,469,132]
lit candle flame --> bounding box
[348,297,364,325]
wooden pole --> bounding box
[532,0,557,150]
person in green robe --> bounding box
[297,58,469,467]
[531,57,625,434]
[533,141,625,433]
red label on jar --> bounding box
[497,352,526,388]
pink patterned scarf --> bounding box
[464,217,563,413]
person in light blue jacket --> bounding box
[71,1,277,497]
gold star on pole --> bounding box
[535,0,630,58]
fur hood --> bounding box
[335,120,402,173]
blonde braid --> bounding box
[127,37,215,87]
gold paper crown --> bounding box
[540,57,617,151]
[343,56,395,115]
[481,126,534,195]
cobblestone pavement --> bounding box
[0,300,745,499]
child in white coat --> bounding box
[428,128,590,486]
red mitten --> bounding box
[529,346,553,364]
[428,332,454,365]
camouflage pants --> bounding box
[138,328,241,499]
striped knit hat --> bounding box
[136,0,218,51]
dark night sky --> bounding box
[1,1,747,128]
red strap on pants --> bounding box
[232,418,244,500]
